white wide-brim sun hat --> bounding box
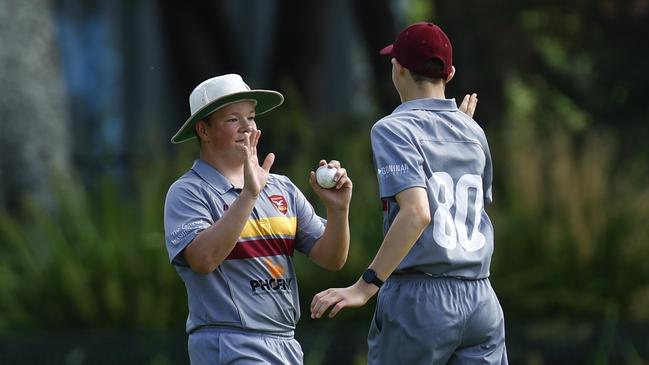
[171,74,284,144]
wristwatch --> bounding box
[362,268,384,288]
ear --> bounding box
[446,66,456,83]
[392,58,406,75]
[195,120,209,141]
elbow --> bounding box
[410,207,431,230]
[191,262,214,276]
[314,252,348,272]
[184,241,220,275]
[328,256,347,272]
[421,210,432,228]
[323,261,345,272]
[185,253,218,275]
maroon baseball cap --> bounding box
[380,22,453,79]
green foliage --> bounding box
[405,0,435,23]
[0,153,192,330]
[489,75,649,322]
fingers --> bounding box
[310,289,325,313]
[459,93,478,118]
[329,302,346,318]
[326,164,350,190]
[249,130,259,156]
[239,131,251,156]
[327,160,341,169]
[253,129,261,153]
[254,129,261,147]
[316,160,351,189]
[318,160,341,168]
[236,144,250,161]
[308,171,320,190]
[466,93,477,117]
[311,289,346,319]
[334,167,348,189]
[460,94,470,112]
[311,289,331,319]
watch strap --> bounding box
[362,268,384,288]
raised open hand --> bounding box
[459,93,478,118]
[237,129,275,196]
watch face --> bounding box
[362,269,374,282]
[363,269,377,283]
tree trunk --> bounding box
[0,0,72,210]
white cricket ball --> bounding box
[316,165,337,189]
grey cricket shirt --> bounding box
[371,98,495,279]
[164,159,325,335]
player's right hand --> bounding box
[310,279,378,319]
[239,129,274,197]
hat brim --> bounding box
[171,90,284,144]
[379,44,393,56]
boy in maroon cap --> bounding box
[310,22,508,364]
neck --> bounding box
[399,80,446,102]
[200,150,245,188]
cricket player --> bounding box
[310,22,508,364]
[164,74,353,364]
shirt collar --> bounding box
[191,159,235,195]
[392,98,458,114]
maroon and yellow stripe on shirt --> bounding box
[226,217,297,259]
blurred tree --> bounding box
[352,0,401,113]
[53,0,128,183]
[156,0,393,142]
[24,0,649,191]
[0,0,72,210]
[437,0,649,152]
[120,0,169,160]
[157,0,238,135]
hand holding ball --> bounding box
[316,165,337,189]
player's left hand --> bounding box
[459,93,478,118]
[310,280,377,319]
[309,160,352,211]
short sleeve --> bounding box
[163,182,214,265]
[371,121,427,199]
[476,129,493,204]
[291,184,325,255]
[482,142,494,204]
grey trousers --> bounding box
[189,327,303,365]
[368,276,508,365]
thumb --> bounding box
[261,153,275,173]
[308,171,321,191]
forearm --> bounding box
[309,207,428,319]
[309,207,350,271]
[339,216,423,303]
[185,190,257,274]
[309,188,430,319]
[367,208,429,281]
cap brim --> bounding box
[379,44,393,56]
[171,90,284,144]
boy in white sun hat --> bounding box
[164,74,353,364]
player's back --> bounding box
[371,98,494,279]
